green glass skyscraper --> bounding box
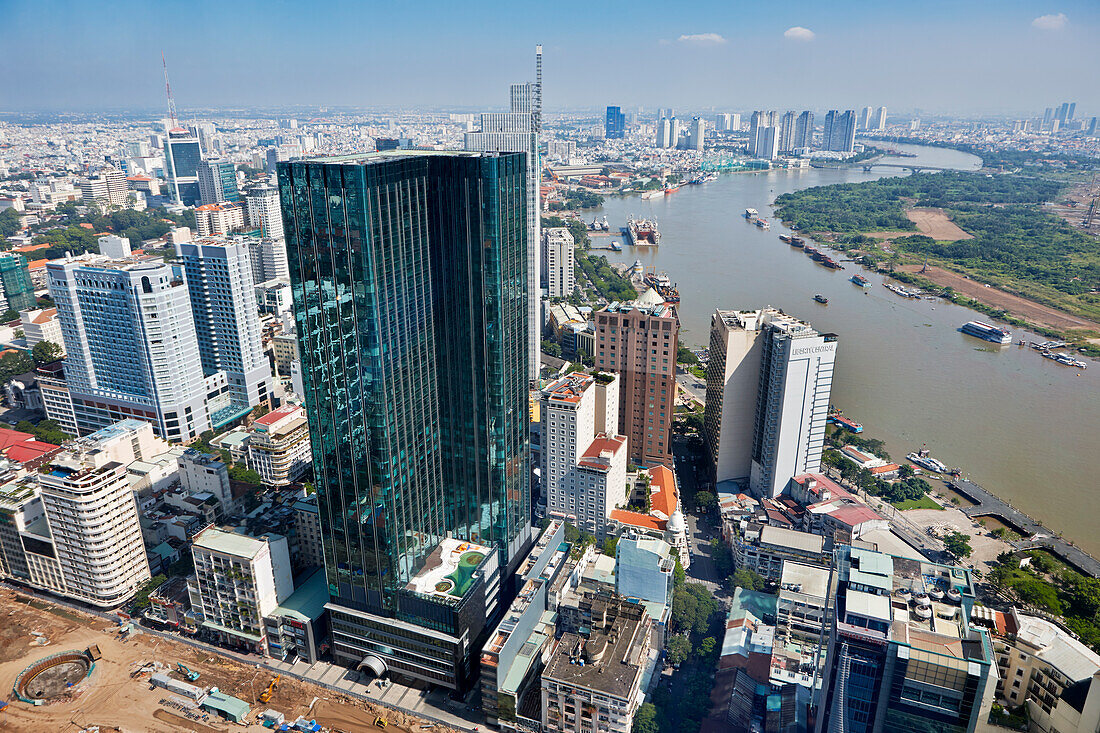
[0,252,36,312]
[278,151,532,689]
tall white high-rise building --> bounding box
[793,111,815,150]
[657,117,672,148]
[872,106,888,131]
[858,106,874,131]
[688,117,705,151]
[703,308,837,499]
[247,237,290,283]
[668,117,681,148]
[35,422,155,606]
[176,237,272,412]
[245,184,284,240]
[542,227,576,299]
[465,71,541,381]
[779,111,797,152]
[756,126,779,160]
[540,373,627,539]
[714,113,732,132]
[823,110,857,152]
[47,256,210,441]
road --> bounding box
[672,438,725,597]
[675,367,707,403]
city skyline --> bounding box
[2,1,1098,114]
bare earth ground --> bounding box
[905,207,973,241]
[896,264,1100,332]
[0,588,455,733]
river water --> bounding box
[591,142,1100,556]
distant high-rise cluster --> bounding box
[822,109,857,152]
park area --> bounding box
[0,587,452,733]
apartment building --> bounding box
[247,405,311,486]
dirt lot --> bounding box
[906,207,973,241]
[897,264,1100,332]
[0,588,459,733]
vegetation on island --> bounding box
[773,171,1100,324]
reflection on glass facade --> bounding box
[278,151,532,622]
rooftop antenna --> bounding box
[535,44,542,136]
[162,53,179,130]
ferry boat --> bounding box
[959,320,1012,345]
[813,294,829,305]
[851,274,871,287]
[626,215,660,246]
[827,413,863,433]
[906,448,947,473]
[744,208,759,219]
[1042,351,1088,368]
[755,218,770,230]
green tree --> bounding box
[541,339,562,358]
[666,635,692,666]
[698,636,717,658]
[130,574,167,612]
[228,465,263,485]
[31,340,63,365]
[943,531,972,559]
[694,490,716,513]
[0,351,33,384]
[732,568,767,592]
[601,536,618,557]
[676,342,699,365]
[632,703,659,733]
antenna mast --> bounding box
[162,53,178,129]
[535,44,542,136]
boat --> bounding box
[813,294,829,305]
[779,234,795,244]
[626,215,660,246]
[643,272,680,303]
[820,256,843,269]
[744,208,759,219]
[664,184,681,195]
[641,190,663,200]
[755,219,770,230]
[907,448,947,473]
[1043,351,1087,368]
[609,241,622,252]
[828,413,863,433]
[959,320,1012,345]
[804,246,820,257]
[851,274,871,287]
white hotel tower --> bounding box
[704,308,837,499]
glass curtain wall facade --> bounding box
[278,151,531,685]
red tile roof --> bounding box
[0,427,36,451]
[253,405,302,426]
[609,509,664,531]
[578,434,626,470]
[648,465,678,518]
[827,505,883,528]
[7,442,60,464]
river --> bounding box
[590,142,1100,557]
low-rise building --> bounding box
[733,524,830,581]
[178,449,236,515]
[541,595,653,733]
[187,525,294,653]
[263,567,329,665]
[247,406,311,486]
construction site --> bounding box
[0,587,458,733]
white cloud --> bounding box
[783,26,816,41]
[677,33,727,45]
[1031,12,1067,30]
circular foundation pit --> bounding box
[13,650,94,702]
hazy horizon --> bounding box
[2,0,1098,117]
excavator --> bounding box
[176,663,200,682]
[258,674,281,703]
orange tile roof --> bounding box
[577,434,626,470]
[649,465,678,518]
[25,308,56,324]
[12,243,49,253]
[78,223,94,230]
[609,509,665,531]
[27,259,50,270]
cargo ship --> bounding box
[906,448,947,473]
[960,320,1012,344]
[851,274,871,287]
[625,215,660,246]
[827,412,863,433]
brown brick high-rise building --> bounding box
[594,298,678,467]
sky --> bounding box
[1,0,1098,117]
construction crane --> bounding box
[258,674,281,703]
